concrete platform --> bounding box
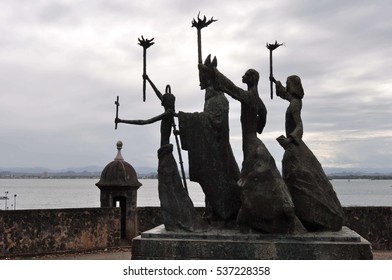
[132,225,373,260]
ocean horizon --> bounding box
[1,178,392,210]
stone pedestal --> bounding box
[132,225,373,260]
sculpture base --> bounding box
[131,225,372,260]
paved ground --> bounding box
[6,248,391,260]
[372,251,392,260]
[19,247,132,260]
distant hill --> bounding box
[324,168,392,179]
[0,166,158,179]
[1,166,391,179]
[324,167,392,175]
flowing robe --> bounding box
[158,144,207,232]
[214,69,302,233]
[178,87,241,221]
[276,83,344,231]
[117,107,207,232]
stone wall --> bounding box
[137,207,392,250]
[343,207,392,250]
[1,206,390,258]
[0,208,120,257]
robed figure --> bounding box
[273,75,344,231]
[178,56,241,223]
[201,59,304,234]
[116,75,207,232]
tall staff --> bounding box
[266,41,284,99]
[138,36,155,102]
[165,85,188,194]
[192,12,217,64]
[115,96,120,129]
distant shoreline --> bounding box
[328,175,392,180]
[2,174,392,180]
[0,173,158,180]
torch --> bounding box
[266,41,284,99]
[192,12,217,64]
[138,36,155,102]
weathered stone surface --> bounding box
[178,56,241,222]
[282,141,344,231]
[344,206,392,250]
[236,137,304,233]
[0,208,120,257]
[136,206,392,250]
[179,111,241,222]
[158,144,207,232]
[132,225,373,260]
[95,141,141,189]
[1,207,388,258]
[115,78,205,232]
[275,75,344,231]
[207,65,303,233]
[96,141,142,242]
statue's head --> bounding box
[162,85,175,110]
[242,69,259,87]
[286,75,304,99]
[198,54,217,89]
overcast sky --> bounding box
[1,0,391,172]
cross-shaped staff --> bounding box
[115,96,120,129]
[138,36,155,102]
[266,40,285,99]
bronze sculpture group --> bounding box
[115,14,344,234]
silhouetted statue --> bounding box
[116,76,207,232]
[272,75,344,231]
[201,59,304,233]
[178,55,241,224]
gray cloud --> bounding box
[1,0,391,171]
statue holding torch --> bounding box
[138,36,155,102]
[266,40,284,99]
[192,12,217,64]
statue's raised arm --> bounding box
[143,74,163,101]
[115,87,176,148]
[275,74,344,232]
[275,75,304,147]
[198,61,249,104]
[197,56,303,234]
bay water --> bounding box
[1,178,392,210]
